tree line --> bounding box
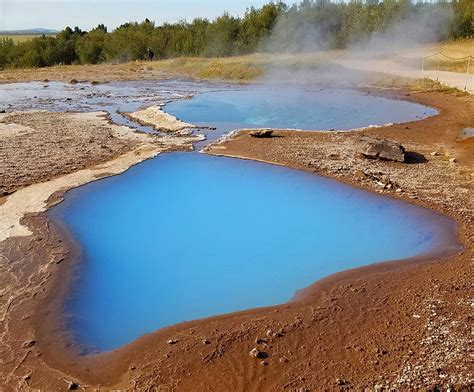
[0,0,472,69]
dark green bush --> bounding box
[0,1,471,69]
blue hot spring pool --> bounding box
[52,153,453,352]
[164,88,438,131]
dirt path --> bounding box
[341,57,473,93]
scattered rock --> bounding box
[22,340,36,348]
[260,360,268,366]
[67,381,79,390]
[279,356,289,363]
[249,348,267,359]
[430,151,439,157]
[255,337,267,345]
[336,378,349,386]
[0,109,6,113]
[202,338,211,345]
[449,157,457,163]
[0,188,12,197]
[167,339,178,345]
[249,130,274,138]
[70,79,79,84]
[357,136,405,162]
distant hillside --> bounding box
[0,28,57,35]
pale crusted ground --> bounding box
[126,105,195,133]
[0,110,202,241]
[0,111,136,194]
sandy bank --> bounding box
[125,105,196,134]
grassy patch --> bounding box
[148,52,337,82]
[371,75,471,96]
[150,56,265,82]
[404,38,474,74]
[424,58,473,74]
[0,34,56,43]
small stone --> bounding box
[279,356,289,363]
[22,340,35,348]
[430,151,438,157]
[336,378,349,386]
[70,79,79,84]
[202,338,211,345]
[449,157,457,163]
[68,381,79,390]
[260,360,268,366]
[255,337,266,345]
[167,339,178,345]
[249,348,266,359]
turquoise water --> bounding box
[53,153,451,352]
[165,88,438,131]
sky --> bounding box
[0,0,273,31]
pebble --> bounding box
[167,339,178,345]
[336,378,349,386]
[22,340,35,348]
[249,347,266,359]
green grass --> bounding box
[148,52,338,82]
[370,75,471,96]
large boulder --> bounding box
[357,136,405,162]
[249,130,273,138]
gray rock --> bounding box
[22,340,36,348]
[249,130,273,138]
[357,136,405,162]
